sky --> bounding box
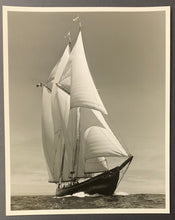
[7,10,167,195]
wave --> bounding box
[72,192,102,197]
[54,191,129,198]
[114,191,129,196]
[53,192,102,198]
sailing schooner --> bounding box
[37,25,133,196]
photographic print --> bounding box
[3,6,170,215]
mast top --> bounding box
[73,16,82,30]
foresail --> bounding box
[51,88,68,181]
[70,32,107,115]
[51,45,71,182]
[41,87,56,181]
[55,88,71,181]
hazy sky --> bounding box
[8,10,166,195]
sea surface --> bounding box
[11,193,165,210]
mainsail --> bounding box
[41,31,130,186]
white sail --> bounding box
[84,126,127,159]
[59,59,71,92]
[71,108,128,177]
[41,87,56,181]
[92,109,128,156]
[46,63,59,90]
[52,46,70,87]
[82,109,128,160]
[55,88,71,181]
[60,59,72,81]
[85,157,108,173]
[60,76,71,91]
[70,32,107,115]
[51,46,71,182]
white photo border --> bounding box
[3,6,170,216]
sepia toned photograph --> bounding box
[3,6,170,215]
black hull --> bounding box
[56,156,133,197]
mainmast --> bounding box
[70,16,82,182]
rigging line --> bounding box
[36,82,52,92]
[60,144,66,182]
[44,76,55,84]
[56,83,70,95]
[117,160,132,187]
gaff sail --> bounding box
[41,86,55,181]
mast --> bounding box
[70,16,82,181]
[60,144,66,180]
[75,107,80,176]
[73,16,82,30]
[58,32,72,184]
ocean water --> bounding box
[11,193,165,210]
